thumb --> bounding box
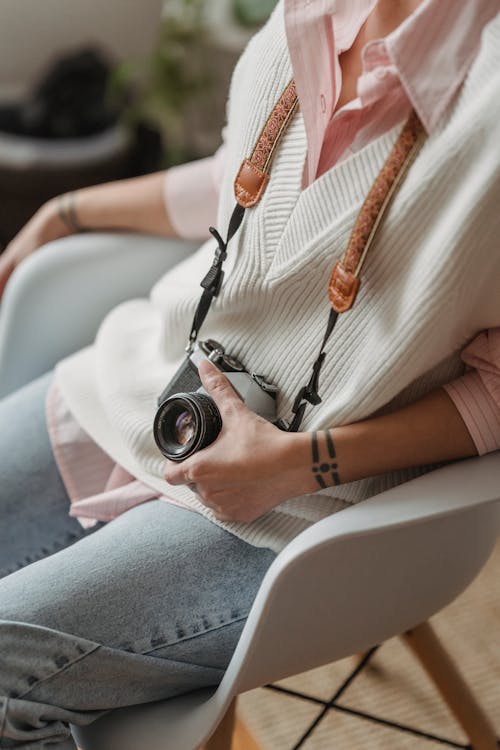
[199,359,243,417]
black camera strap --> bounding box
[287,307,339,432]
[186,78,425,431]
[187,202,245,350]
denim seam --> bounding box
[142,614,250,656]
[16,644,101,700]
[137,652,226,673]
[15,640,229,704]
[9,616,247,702]
[0,531,87,579]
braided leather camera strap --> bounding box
[187,80,425,431]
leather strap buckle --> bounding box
[234,159,269,208]
[234,80,298,208]
[328,262,360,313]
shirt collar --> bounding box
[383,0,500,132]
[285,0,499,185]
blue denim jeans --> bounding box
[0,374,277,749]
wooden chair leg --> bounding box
[201,697,237,750]
[232,712,264,750]
[354,650,382,673]
[200,697,264,750]
[402,621,498,750]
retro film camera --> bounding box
[153,339,279,462]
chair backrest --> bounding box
[220,452,500,696]
[0,234,197,397]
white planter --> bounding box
[0,124,133,246]
[0,0,163,101]
[0,125,130,171]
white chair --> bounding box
[1,235,499,750]
[0,233,198,398]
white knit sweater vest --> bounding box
[57,6,500,553]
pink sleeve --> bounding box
[443,329,500,455]
[163,143,227,240]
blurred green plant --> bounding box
[110,0,278,167]
[110,0,210,166]
[232,0,278,27]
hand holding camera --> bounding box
[163,357,312,523]
[154,339,281,462]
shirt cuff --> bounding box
[164,155,222,240]
[443,370,500,455]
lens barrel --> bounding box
[153,392,222,462]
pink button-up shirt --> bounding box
[48,0,500,526]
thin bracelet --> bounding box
[58,192,87,233]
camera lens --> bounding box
[174,410,196,446]
[153,393,223,462]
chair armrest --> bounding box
[227,452,500,693]
[0,232,198,397]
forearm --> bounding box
[292,387,478,493]
[49,171,178,238]
[163,368,481,523]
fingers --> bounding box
[198,359,242,416]
[166,458,228,516]
[164,461,222,514]
[164,461,188,486]
[164,457,264,522]
[165,454,209,486]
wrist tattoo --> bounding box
[58,192,86,233]
[311,430,341,488]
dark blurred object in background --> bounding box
[0,50,118,139]
[126,121,164,177]
[0,1,280,252]
[0,50,163,250]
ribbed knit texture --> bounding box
[56,6,500,553]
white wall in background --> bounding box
[0,0,163,100]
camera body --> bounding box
[153,339,279,462]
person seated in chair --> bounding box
[0,1,499,747]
